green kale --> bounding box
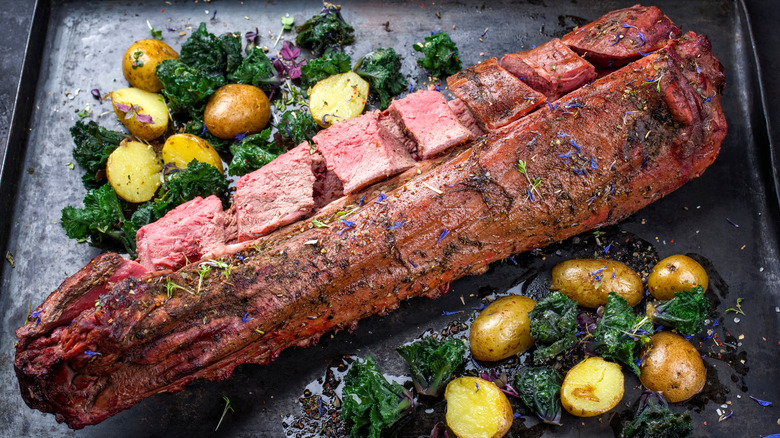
[227,47,282,93]
[156,59,225,117]
[652,286,709,335]
[514,367,563,426]
[60,184,129,251]
[592,292,653,375]
[342,356,414,438]
[180,22,228,77]
[155,161,231,215]
[227,129,284,177]
[529,291,579,363]
[220,32,244,78]
[295,4,355,57]
[70,120,126,189]
[413,32,462,79]
[621,391,693,438]
[183,118,231,153]
[354,48,408,110]
[396,336,467,397]
[299,50,352,90]
[278,110,319,146]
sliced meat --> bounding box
[377,110,417,156]
[447,98,484,137]
[500,38,597,101]
[313,111,415,194]
[311,150,344,209]
[389,90,475,159]
[234,143,316,241]
[136,196,230,271]
[561,4,681,68]
[447,57,546,130]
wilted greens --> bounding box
[61,184,128,250]
[70,120,126,189]
[227,129,285,176]
[651,286,709,335]
[296,4,355,56]
[413,32,462,79]
[300,50,352,90]
[156,59,225,117]
[396,336,467,397]
[621,391,693,438]
[354,48,408,109]
[228,47,282,93]
[514,367,564,426]
[592,292,653,375]
[529,291,578,363]
[278,110,319,146]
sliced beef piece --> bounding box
[389,90,475,159]
[234,143,316,242]
[136,195,230,271]
[500,38,597,101]
[561,5,681,69]
[447,57,546,130]
[313,111,415,194]
[377,110,417,156]
[311,150,344,209]
[447,98,484,137]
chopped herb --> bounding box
[312,218,330,228]
[215,396,234,431]
[529,291,578,363]
[725,297,745,315]
[296,4,355,57]
[77,108,90,119]
[412,31,461,78]
[147,20,163,40]
[514,367,563,426]
[132,50,144,69]
[281,15,295,31]
[396,336,466,396]
[622,391,693,437]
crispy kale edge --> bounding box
[396,336,467,397]
[621,391,693,438]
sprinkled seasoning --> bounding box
[84,350,102,357]
[242,313,252,323]
[376,193,387,203]
[29,309,42,326]
[749,396,772,407]
[442,310,463,316]
[436,228,449,245]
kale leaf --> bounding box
[342,356,414,438]
[227,128,285,176]
[227,47,282,93]
[180,22,229,77]
[396,336,467,397]
[354,48,408,110]
[592,292,653,375]
[651,286,709,335]
[278,110,319,146]
[300,50,352,90]
[156,59,225,117]
[155,160,231,215]
[295,4,355,57]
[60,184,129,251]
[220,32,244,78]
[514,367,563,426]
[621,391,693,438]
[529,291,579,363]
[70,120,126,189]
[412,32,462,79]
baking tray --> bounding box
[1,0,778,436]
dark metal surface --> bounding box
[1,0,778,436]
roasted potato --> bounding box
[161,134,223,173]
[122,39,179,92]
[109,87,169,141]
[106,139,162,203]
[204,84,270,140]
[445,376,513,438]
[308,71,369,128]
[551,259,643,308]
[639,331,706,402]
[469,295,535,362]
[560,357,624,417]
[647,254,709,300]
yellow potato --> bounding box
[204,84,270,140]
[308,71,369,128]
[445,377,513,438]
[639,331,706,402]
[106,139,162,203]
[560,357,624,417]
[647,254,709,300]
[109,87,169,141]
[469,295,535,362]
[162,134,223,173]
[551,259,643,308]
[122,39,179,92]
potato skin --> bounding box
[106,139,162,203]
[469,295,535,362]
[561,357,624,417]
[110,87,169,141]
[445,377,513,438]
[204,84,270,140]
[162,134,223,173]
[122,39,178,92]
[639,331,706,403]
[551,259,643,308]
[647,254,709,300]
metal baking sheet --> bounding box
[1,0,778,436]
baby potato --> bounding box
[122,39,179,92]
[560,357,624,417]
[109,87,169,141]
[162,134,223,173]
[445,377,513,438]
[469,295,536,362]
[647,254,709,300]
[106,139,162,203]
[204,84,270,140]
[551,259,643,308]
[639,331,706,403]
[309,71,369,128]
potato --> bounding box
[204,84,270,140]
[106,140,162,203]
[647,254,709,300]
[561,357,624,417]
[308,71,369,128]
[122,39,179,92]
[162,134,223,173]
[445,377,513,438]
[109,87,169,141]
[469,295,535,362]
[639,331,706,402]
[551,259,643,308]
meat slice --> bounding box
[500,38,597,101]
[389,90,475,159]
[234,143,315,241]
[447,98,484,137]
[561,5,681,68]
[311,150,344,209]
[447,57,546,130]
[313,111,415,194]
